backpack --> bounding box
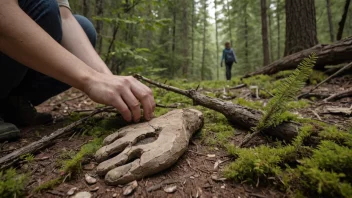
[225,49,235,63]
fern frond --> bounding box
[256,53,317,131]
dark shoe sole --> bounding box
[0,123,20,142]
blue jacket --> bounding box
[221,48,237,63]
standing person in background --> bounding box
[221,42,237,81]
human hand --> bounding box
[84,73,155,122]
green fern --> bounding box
[256,53,317,131]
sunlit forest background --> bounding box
[69,0,352,80]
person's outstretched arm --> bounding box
[0,0,155,122]
[59,7,112,75]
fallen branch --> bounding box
[134,74,301,143]
[324,88,352,102]
[298,62,352,99]
[0,107,116,170]
[243,37,352,78]
[299,93,331,100]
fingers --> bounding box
[121,90,141,122]
[112,97,132,122]
[130,80,155,121]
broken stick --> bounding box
[134,74,301,143]
[0,107,119,170]
[324,88,352,102]
[298,62,352,99]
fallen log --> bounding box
[0,107,120,170]
[243,36,352,78]
[134,75,301,143]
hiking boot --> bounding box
[3,96,53,126]
[0,117,20,142]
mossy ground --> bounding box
[1,70,350,197]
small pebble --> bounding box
[83,163,96,170]
[112,193,117,197]
[211,175,227,182]
[221,185,225,189]
[85,174,97,185]
[123,180,138,196]
[207,154,216,158]
[190,176,195,179]
[72,191,92,198]
[163,185,177,193]
[67,187,77,196]
[90,186,99,192]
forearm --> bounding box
[0,1,97,91]
[60,7,112,75]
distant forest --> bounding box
[69,0,352,80]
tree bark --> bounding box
[276,0,281,59]
[201,0,207,80]
[182,0,189,77]
[243,37,352,78]
[326,0,334,42]
[244,3,249,65]
[261,0,270,65]
[337,0,351,40]
[226,0,233,45]
[268,0,274,62]
[95,0,104,54]
[83,0,89,17]
[284,0,318,56]
[215,0,220,80]
[191,0,195,75]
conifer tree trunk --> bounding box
[182,0,189,77]
[337,0,351,40]
[276,0,281,59]
[326,0,334,42]
[83,0,89,17]
[95,0,104,54]
[261,0,270,65]
[268,0,274,62]
[191,0,195,75]
[201,0,207,80]
[244,3,249,65]
[226,0,233,45]
[284,0,318,56]
[215,0,220,80]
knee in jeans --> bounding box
[19,0,63,42]
[74,15,97,47]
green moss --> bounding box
[309,70,328,85]
[33,177,62,193]
[61,138,103,175]
[233,98,264,110]
[286,100,310,110]
[0,169,29,197]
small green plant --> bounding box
[20,153,35,163]
[256,53,317,131]
[33,177,62,192]
[0,169,29,197]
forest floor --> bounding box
[0,74,351,198]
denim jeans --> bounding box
[225,62,234,81]
[0,0,96,105]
